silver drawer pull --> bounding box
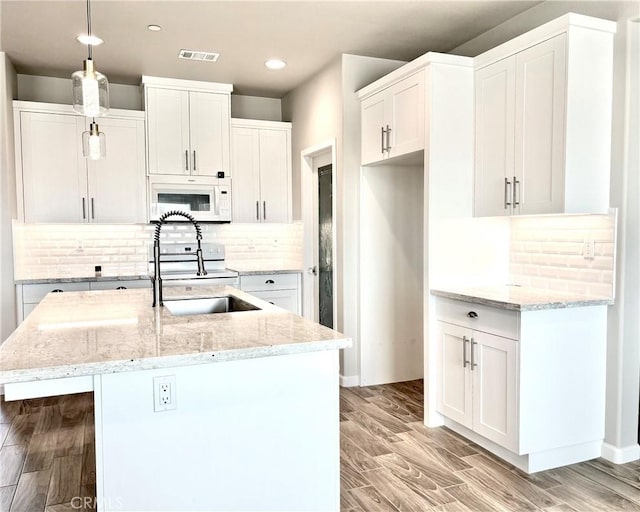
[52,289,63,293]
[467,311,478,319]
[265,279,275,284]
[116,286,127,290]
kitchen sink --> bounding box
[163,296,260,316]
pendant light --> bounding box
[82,119,106,160]
[72,0,109,116]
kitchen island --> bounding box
[0,287,351,512]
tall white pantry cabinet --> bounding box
[474,15,615,217]
[13,102,146,224]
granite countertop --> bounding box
[227,264,304,276]
[0,287,351,384]
[430,285,614,311]
[16,275,149,285]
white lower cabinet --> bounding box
[17,280,150,323]
[239,273,301,314]
[435,296,608,473]
[437,319,518,452]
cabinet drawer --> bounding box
[240,273,299,291]
[436,297,519,340]
[90,279,151,291]
[22,282,91,303]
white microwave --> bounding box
[148,175,232,222]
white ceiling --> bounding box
[2,0,552,97]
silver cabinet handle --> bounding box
[467,311,478,319]
[513,175,519,207]
[185,150,189,172]
[82,197,86,219]
[386,125,392,151]
[116,286,127,290]
[52,289,63,293]
[462,335,469,368]
[470,338,478,370]
[380,126,386,154]
[91,198,95,220]
[504,177,511,209]
[256,201,260,221]
[263,201,266,221]
[193,150,197,172]
[265,279,275,284]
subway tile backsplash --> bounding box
[12,221,304,280]
[509,212,616,298]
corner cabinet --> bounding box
[142,76,232,177]
[360,70,425,165]
[474,14,616,216]
[14,102,147,223]
[231,119,292,223]
[435,296,608,473]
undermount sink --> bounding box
[163,296,260,316]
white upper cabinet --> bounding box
[473,14,615,216]
[15,103,146,224]
[360,70,425,165]
[142,76,232,177]
[231,119,292,223]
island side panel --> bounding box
[93,350,340,512]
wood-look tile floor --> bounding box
[1,382,639,511]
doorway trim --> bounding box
[301,139,337,326]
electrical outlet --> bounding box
[153,375,176,412]
[583,240,595,260]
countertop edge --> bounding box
[230,268,303,276]
[0,337,352,385]
[430,289,614,311]
[16,275,149,284]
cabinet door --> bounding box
[189,92,230,177]
[19,112,87,222]
[146,88,190,175]
[259,129,290,223]
[474,58,516,217]
[387,71,425,159]
[361,93,387,165]
[471,330,518,451]
[436,322,472,429]
[88,117,146,223]
[247,289,299,314]
[514,34,566,215]
[231,127,261,222]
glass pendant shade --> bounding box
[72,59,109,116]
[83,121,106,160]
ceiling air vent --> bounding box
[178,49,220,62]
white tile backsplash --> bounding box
[509,212,616,297]
[12,221,304,280]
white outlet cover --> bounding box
[153,375,177,412]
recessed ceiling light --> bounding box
[76,34,103,46]
[265,59,287,70]
[147,24,162,32]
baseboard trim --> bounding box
[340,375,359,388]
[601,442,640,464]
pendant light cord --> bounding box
[86,0,93,59]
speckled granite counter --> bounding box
[16,275,148,285]
[430,285,614,311]
[0,286,350,384]
[227,263,303,275]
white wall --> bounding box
[453,1,640,460]
[17,74,282,120]
[0,53,17,343]
[281,54,404,383]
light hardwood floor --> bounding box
[1,381,639,511]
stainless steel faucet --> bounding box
[152,210,207,307]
